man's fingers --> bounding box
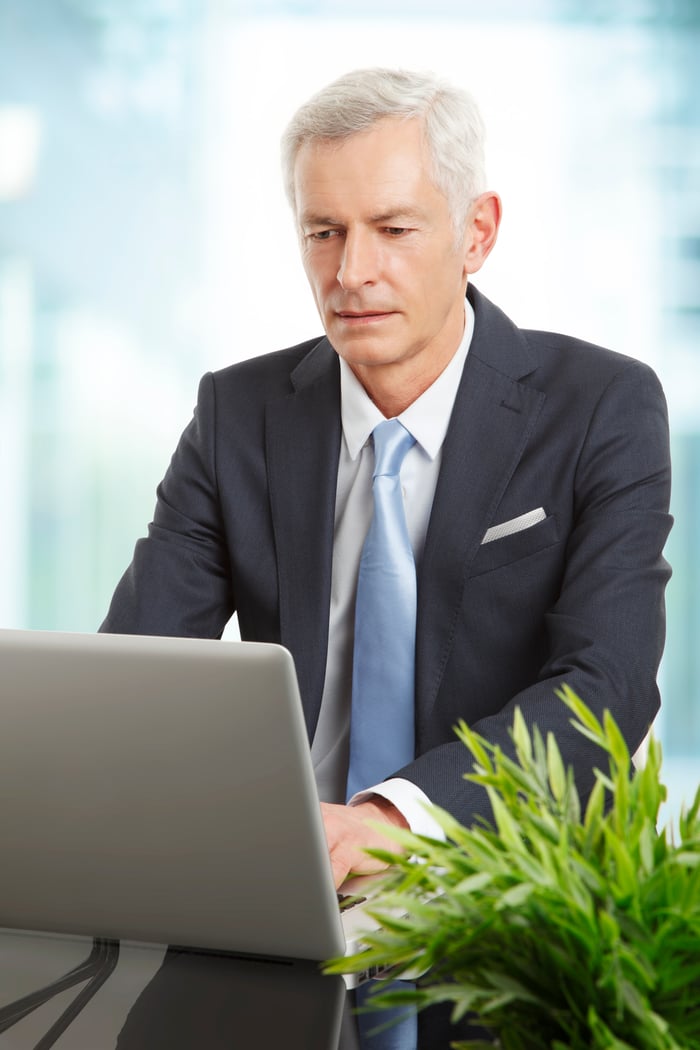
[320,799,405,888]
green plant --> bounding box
[327,686,700,1049]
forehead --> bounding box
[293,117,444,221]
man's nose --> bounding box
[337,231,378,289]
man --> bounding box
[103,68,672,1047]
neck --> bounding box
[356,371,434,418]
[352,325,465,418]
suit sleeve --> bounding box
[100,373,235,638]
[399,359,673,827]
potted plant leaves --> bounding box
[328,687,700,1049]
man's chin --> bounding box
[328,327,405,367]
[333,344,403,371]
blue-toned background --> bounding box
[1,0,697,816]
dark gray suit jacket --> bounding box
[102,284,672,827]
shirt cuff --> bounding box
[348,778,446,842]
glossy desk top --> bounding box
[0,929,347,1049]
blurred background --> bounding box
[0,0,697,818]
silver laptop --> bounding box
[0,629,382,984]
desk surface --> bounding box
[0,929,347,1049]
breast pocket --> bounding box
[470,513,561,577]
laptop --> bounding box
[0,629,387,987]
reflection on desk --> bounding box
[0,929,346,1049]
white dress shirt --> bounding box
[310,302,475,839]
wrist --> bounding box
[363,794,410,829]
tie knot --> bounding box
[371,418,416,478]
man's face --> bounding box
[293,117,472,389]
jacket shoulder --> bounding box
[521,327,665,399]
[210,334,329,397]
[467,284,661,391]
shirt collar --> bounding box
[339,299,474,462]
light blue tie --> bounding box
[347,418,418,1050]
[347,418,417,799]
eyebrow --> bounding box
[299,214,342,228]
[299,205,426,228]
[369,207,425,224]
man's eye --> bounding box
[384,227,408,236]
[309,230,338,241]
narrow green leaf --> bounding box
[546,731,567,802]
[511,706,532,767]
[454,720,494,773]
[603,708,631,776]
[497,883,534,909]
[448,872,494,898]
[638,820,655,875]
[489,792,527,852]
[557,684,604,739]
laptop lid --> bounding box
[0,629,346,965]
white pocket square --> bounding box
[482,507,546,545]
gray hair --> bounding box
[280,67,487,231]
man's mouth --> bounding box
[335,310,394,323]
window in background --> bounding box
[0,0,697,815]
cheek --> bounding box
[304,270,337,321]
[301,259,323,300]
[303,254,336,296]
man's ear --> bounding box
[462,191,502,275]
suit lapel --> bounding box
[416,288,545,726]
[265,339,341,739]
[264,292,545,738]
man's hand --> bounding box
[321,796,409,889]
